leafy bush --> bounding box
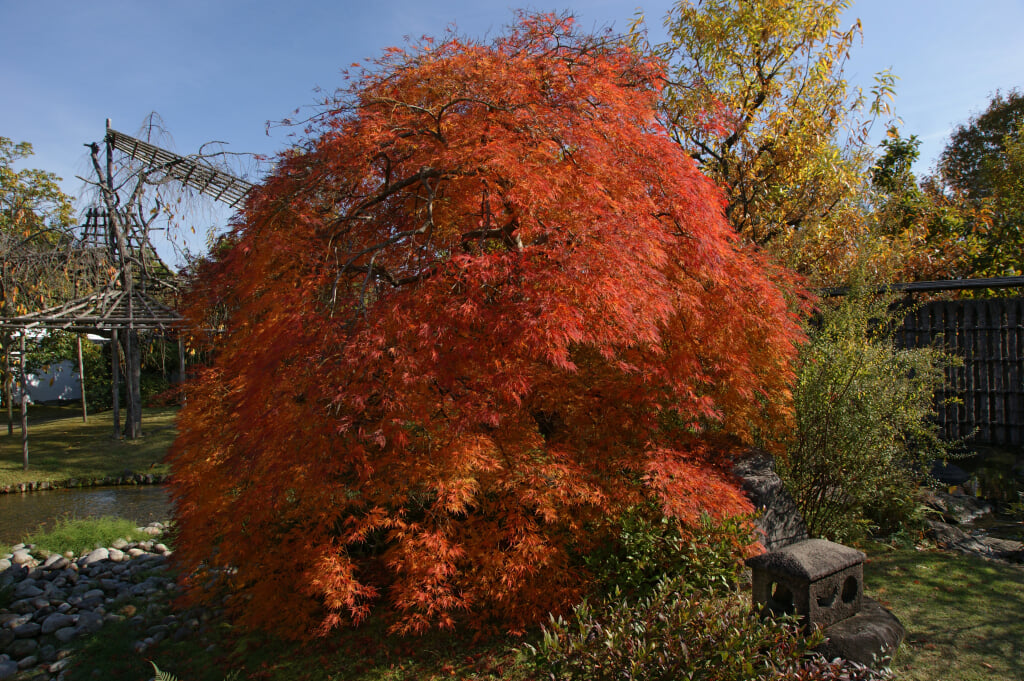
[522,575,814,681]
[585,506,757,598]
[779,279,954,542]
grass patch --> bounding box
[866,543,1024,680]
[0,405,176,487]
[24,515,145,556]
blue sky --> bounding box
[3,1,1023,264]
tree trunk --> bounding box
[123,330,143,440]
[20,333,27,470]
[77,334,88,423]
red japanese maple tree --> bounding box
[170,14,803,638]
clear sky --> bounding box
[3,0,1023,264]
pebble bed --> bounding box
[0,522,196,680]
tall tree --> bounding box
[171,14,804,639]
[935,90,1024,277]
[641,0,895,282]
[0,138,78,431]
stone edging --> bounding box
[0,474,170,495]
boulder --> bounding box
[733,451,808,551]
[919,489,993,524]
[816,597,905,669]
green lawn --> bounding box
[866,544,1024,681]
[0,404,176,487]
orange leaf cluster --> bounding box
[169,13,804,639]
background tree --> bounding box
[640,0,895,284]
[0,137,81,432]
[171,14,804,639]
[934,89,1024,277]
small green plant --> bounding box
[522,574,818,681]
[779,274,955,543]
[585,506,756,598]
[25,515,142,555]
[152,662,180,681]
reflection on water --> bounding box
[0,485,171,545]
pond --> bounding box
[0,484,171,545]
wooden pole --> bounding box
[77,334,88,423]
[20,333,28,470]
[111,330,121,439]
[5,343,12,436]
[178,337,186,406]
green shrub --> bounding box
[25,515,143,555]
[584,506,756,598]
[779,279,954,543]
[522,575,816,681]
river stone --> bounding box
[0,560,9,572]
[12,622,40,638]
[82,548,109,566]
[5,637,36,660]
[127,548,146,558]
[42,555,68,571]
[53,626,79,643]
[11,581,42,600]
[77,610,104,633]
[0,630,13,650]
[40,613,75,635]
[37,644,56,663]
[111,538,129,550]
[0,660,17,680]
[16,655,37,671]
[108,548,125,562]
[10,551,32,567]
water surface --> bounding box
[0,485,171,545]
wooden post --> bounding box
[111,330,121,439]
[5,343,12,436]
[20,333,28,470]
[178,337,186,406]
[77,334,88,423]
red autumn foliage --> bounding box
[169,14,804,639]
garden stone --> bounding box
[111,538,129,550]
[16,655,37,671]
[0,630,13,650]
[0,561,9,572]
[925,519,992,556]
[920,489,993,524]
[37,644,56,664]
[0,660,17,680]
[10,551,32,567]
[52,627,78,643]
[42,555,68,571]
[76,611,103,634]
[4,614,31,629]
[6,637,36,660]
[81,548,108,567]
[40,613,75,635]
[816,597,905,669]
[12,622,41,638]
[12,577,42,602]
[733,451,808,551]
[108,548,125,562]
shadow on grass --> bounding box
[866,545,1024,681]
[0,405,177,487]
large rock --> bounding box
[919,489,993,524]
[816,597,905,669]
[733,451,808,551]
